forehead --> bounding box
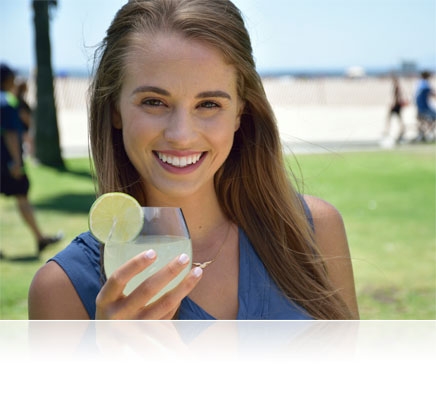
[122,32,239,93]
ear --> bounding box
[111,105,122,130]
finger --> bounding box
[138,266,203,320]
[96,249,157,312]
[157,307,179,321]
[126,253,192,312]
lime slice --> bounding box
[88,192,143,243]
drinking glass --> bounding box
[104,207,192,305]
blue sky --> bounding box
[1,0,435,75]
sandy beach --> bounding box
[28,75,434,157]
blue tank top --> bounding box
[50,200,314,320]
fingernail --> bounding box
[178,253,190,264]
[192,267,203,278]
[145,249,156,259]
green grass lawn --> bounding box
[1,146,435,319]
[288,145,436,319]
[0,157,96,319]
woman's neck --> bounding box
[146,187,228,241]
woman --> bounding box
[29,0,359,320]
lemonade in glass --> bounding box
[89,193,192,305]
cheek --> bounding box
[120,121,153,169]
[202,118,234,152]
[207,118,236,159]
[121,121,141,151]
[121,111,159,148]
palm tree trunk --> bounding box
[32,0,64,169]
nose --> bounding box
[164,107,197,146]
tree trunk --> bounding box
[32,0,64,169]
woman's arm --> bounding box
[304,195,360,319]
[28,261,90,319]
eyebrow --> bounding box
[196,91,232,100]
[131,86,232,100]
[132,86,169,96]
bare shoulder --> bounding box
[303,194,344,227]
[302,194,360,318]
[302,194,348,259]
[28,261,89,320]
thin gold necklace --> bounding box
[192,223,232,269]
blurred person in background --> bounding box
[414,70,436,142]
[383,75,407,145]
[1,63,61,257]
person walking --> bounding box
[383,75,407,145]
[414,70,436,142]
[1,63,61,257]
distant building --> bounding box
[345,66,366,78]
[400,60,417,76]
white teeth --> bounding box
[157,152,202,167]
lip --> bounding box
[153,150,206,174]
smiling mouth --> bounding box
[155,151,204,167]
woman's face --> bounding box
[112,32,243,204]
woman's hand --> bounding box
[95,250,203,320]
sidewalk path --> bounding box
[50,75,432,158]
[57,104,420,157]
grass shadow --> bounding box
[34,193,95,214]
[63,168,93,180]
[1,254,39,263]
[40,159,94,180]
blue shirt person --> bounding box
[416,71,436,120]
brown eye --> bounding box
[199,101,220,109]
[142,98,165,107]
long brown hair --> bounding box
[89,0,352,319]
